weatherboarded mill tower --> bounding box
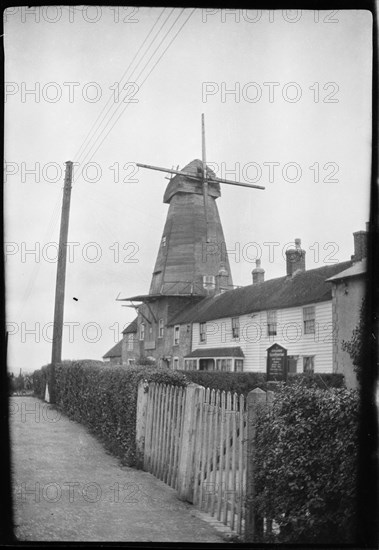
[119,115,264,368]
[149,158,233,296]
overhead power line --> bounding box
[74,9,194,180]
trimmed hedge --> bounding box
[179,371,344,396]
[179,371,266,396]
[33,360,187,467]
[254,382,359,543]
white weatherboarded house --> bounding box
[169,242,353,374]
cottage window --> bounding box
[199,322,206,343]
[231,317,240,339]
[127,333,134,350]
[267,310,277,336]
[216,358,232,372]
[173,357,179,370]
[158,318,164,338]
[184,359,197,370]
[303,306,315,334]
[235,359,244,372]
[139,323,145,341]
[149,325,153,339]
[173,325,180,346]
[303,355,315,373]
[203,275,216,290]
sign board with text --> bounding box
[266,343,287,382]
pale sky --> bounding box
[4,7,372,373]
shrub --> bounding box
[179,371,344,396]
[287,372,345,389]
[33,366,48,399]
[254,382,359,543]
[34,360,187,467]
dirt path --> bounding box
[10,396,226,542]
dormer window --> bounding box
[203,275,215,290]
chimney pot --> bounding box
[252,259,265,284]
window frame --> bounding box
[303,355,315,373]
[199,322,206,343]
[216,358,232,372]
[184,359,198,371]
[231,317,240,339]
[267,310,277,337]
[173,325,180,346]
[235,359,244,372]
[303,306,316,335]
[127,333,134,350]
[139,323,145,341]
[158,318,164,338]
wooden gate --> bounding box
[142,382,248,536]
[143,382,186,489]
[192,388,247,535]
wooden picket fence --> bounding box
[192,388,247,535]
[142,382,247,536]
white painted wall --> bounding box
[191,301,334,373]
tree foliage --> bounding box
[342,297,366,384]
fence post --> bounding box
[245,387,267,542]
[177,383,205,503]
[135,378,149,469]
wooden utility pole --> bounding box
[51,161,73,365]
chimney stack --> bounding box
[217,264,229,293]
[351,225,368,263]
[252,259,265,284]
[286,238,306,277]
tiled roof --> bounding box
[103,339,122,359]
[169,261,352,325]
[185,346,244,358]
[122,317,138,334]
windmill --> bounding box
[117,115,265,367]
[137,114,264,246]
[120,113,265,308]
